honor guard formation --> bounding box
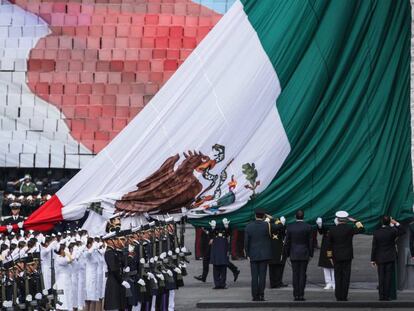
[0,213,190,311]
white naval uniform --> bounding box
[96,246,105,299]
[77,246,87,309]
[54,254,73,310]
[71,248,80,308]
[40,241,57,290]
[85,246,99,301]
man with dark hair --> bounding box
[245,208,283,301]
[285,209,313,301]
[371,216,405,301]
[327,211,364,301]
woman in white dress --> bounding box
[54,244,73,311]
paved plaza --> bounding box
[175,227,414,310]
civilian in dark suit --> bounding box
[371,216,405,301]
[245,208,282,301]
[285,210,313,301]
[327,211,364,301]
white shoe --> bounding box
[323,284,331,290]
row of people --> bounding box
[0,214,190,311]
[245,208,406,302]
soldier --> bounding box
[268,216,287,289]
[103,231,129,311]
[194,225,240,283]
[19,175,38,195]
[409,221,414,259]
[316,217,335,290]
[245,208,284,301]
[371,216,405,301]
[2,203,25,226]
[327,211,364,301]
[285,210,313,301]
[209,218,231,290]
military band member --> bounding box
[371,216,405,301]
[327,211,364,301]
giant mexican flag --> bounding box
[1,0,412,235]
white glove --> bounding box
[2,301,7,308]
[166,270,173,277]
[147,272,154,279]
[222,218,230,228]
[280,216,286,225]
[137,278,146,286]
[42,289,49,296]
[168,250,173,256]
[6,225,13,233]
[154,256,158,261]
[122,281,131,289]
[175,248,180,254]
[17,221,24,229]
[149,258,154,264]
[181,246,187,253]
[156,273,164,281]
[123,266,130,273]
[209,220,216,229]
[334,217,339,225]
[35,293,42,300]
[264,217,271,223]
[174,267,182,274]
[26,295,33,302]
[160,252,166,259]
[316,217,323,228]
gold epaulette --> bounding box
[355,222,363,229]
[327,251,332,258]
[275,220,281,225]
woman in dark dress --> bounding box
[316,217,335,290]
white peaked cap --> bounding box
[335,211,349,219]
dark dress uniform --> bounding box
[104,246,126,311]
[245,219,282,300]
[268,222,286,288]
[2,215,25,226]
[409,222,414,258]
[327,221,364,301]
[318,225,334,269]
[285,221,313,300]
[196,227,240,283]
[210,227,229,289]
[371,224,405,300]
